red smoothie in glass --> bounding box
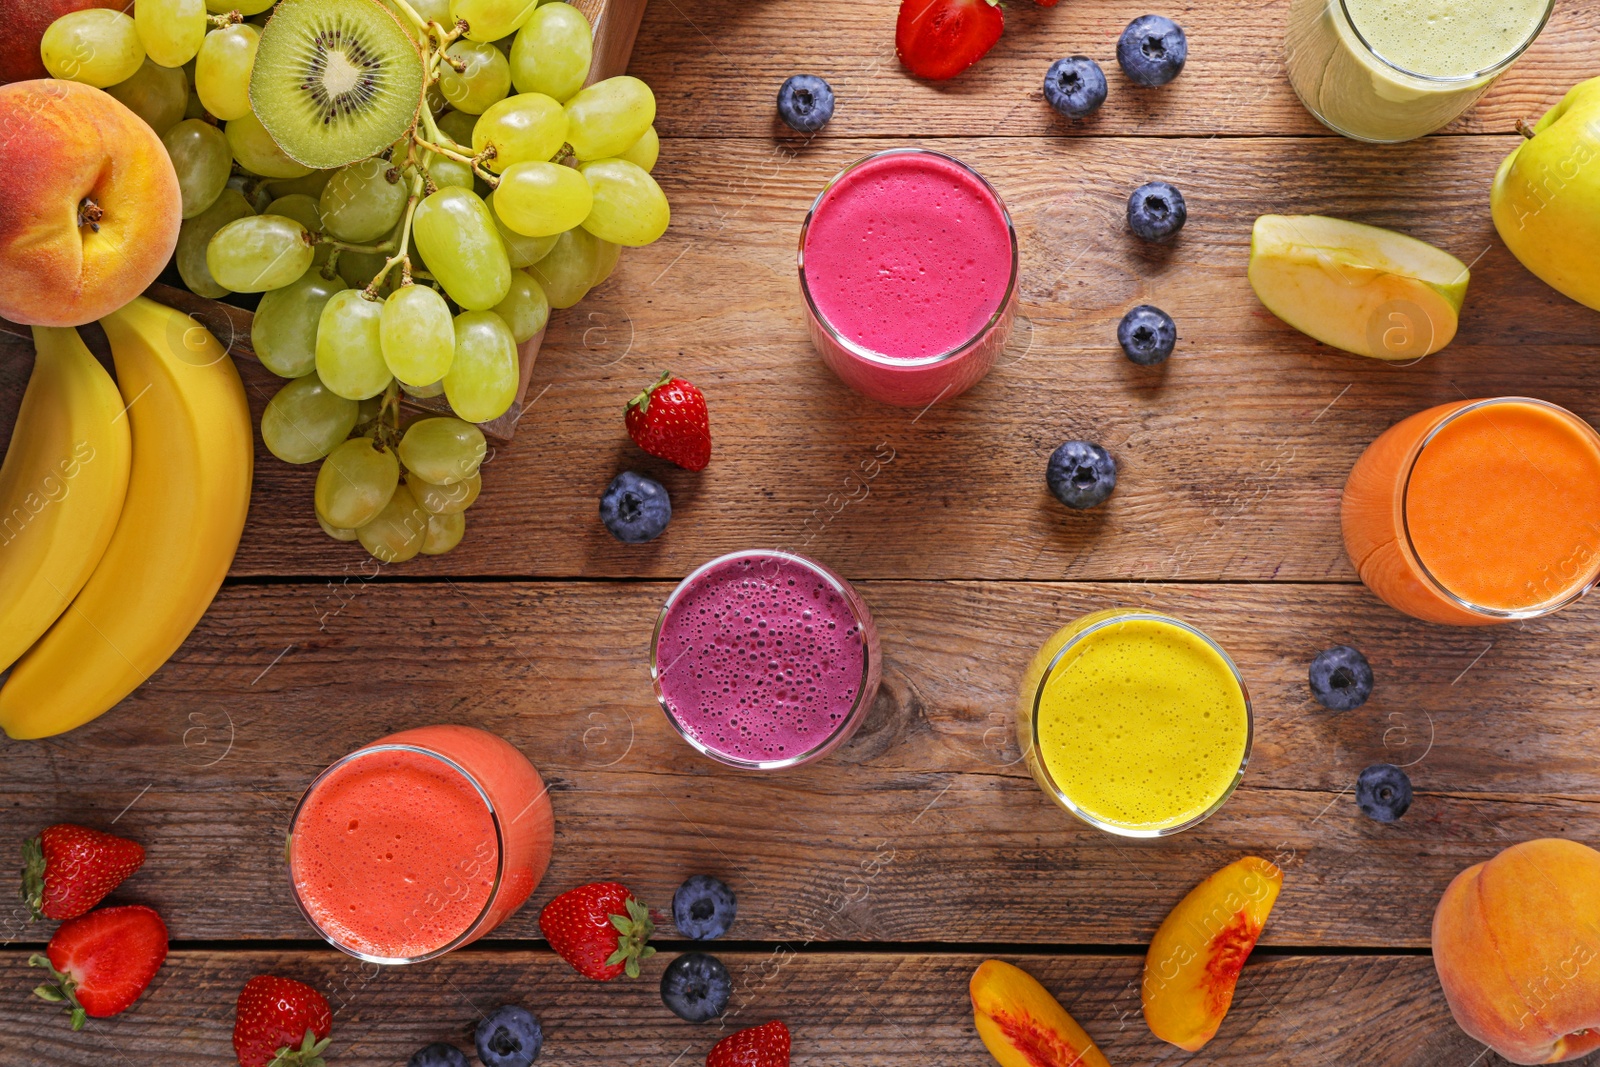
[799,149,1017,407]
[288,725,554,963]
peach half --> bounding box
[1141,855,1283,1051]
[970,959,1112,1067]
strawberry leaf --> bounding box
[20,836,45,921]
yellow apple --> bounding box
[1492,76,1600,312]
[1248,214,1469,361]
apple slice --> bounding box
[1248,214,1470,361]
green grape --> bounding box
[409,471,482,515]
[399,417,487,484]
[42,9,145,88]
[194,23,259,121]
[412,187,511,311]
[319,515,360,542]
[315,437,400,530]
[619,125,659,172]
[492,270,549,344]
[107,59,189,136]
[579,158,670,246]
[439,40,511,115]
[136,0,205,68]
[484,191,557,267]
[265,194,331,266]
[590,236,620,285]
[381,284,456,386]
[445,311,518,423]
[421,510,467,555]
[206,214,314,292]
[450,0,539,42]
[400,379,445,398]
[261,373,360,464]
[492,161,591,237]
[177,189,254,298]
[227,112,313,179]
[528,225,600,308]
[563,76,654,161]
[254,270,347,378]
[426,153,475,191]
[408,0,455,24]
[320,158,410,243]
[471,93,566,172]
[436,109,479,148]
[206,0,274,14]
[357,484,429,563]
[316,290,393,400]
[267,169,336,201]
[509,2,591,102]
[162,118,231,219]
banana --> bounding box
[0,327,131,674]
[0,297,253,740]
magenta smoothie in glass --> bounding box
[799,148,1019,408]
[650,550,882,770]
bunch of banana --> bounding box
[0,297,253,740]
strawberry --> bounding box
[538,882,655,981]
[22,823,146,921]
[232,974,333,1067]
[896,0,1004,81]
[706,1021,791,1067]
[625,373,712,472]
[30,904,167,1030]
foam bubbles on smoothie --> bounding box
[657,557,867,763]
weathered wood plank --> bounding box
[0,949,1577,1067]
[630,0,1599,138]
[3,136,1588,581]
[3,581,1596,946]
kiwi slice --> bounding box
[250,0,425,170]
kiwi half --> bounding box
[250,0,425,170]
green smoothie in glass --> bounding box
[1285,0,1553,143]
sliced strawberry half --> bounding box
[31,905,168,1030]
[896,0,1004,81]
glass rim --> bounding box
[1335,0,1555,85]
[649,548,877,771]
[285,742,506,965]
[1399,396,1600,620]
[1027,610,1254,839]
[796,147,1020,370]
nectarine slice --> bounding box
[971,960,1112,1067]
[1142,855,1283,1051]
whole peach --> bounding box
[0,79,181,327]
[1433,838,1600,1064]
[0,0,114,85]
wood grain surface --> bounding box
[4,0,1600,1061]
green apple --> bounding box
[1492,76,1600,312]
[1248,214,1469,361]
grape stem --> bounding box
[414,136,501,188]
[363,173,427,299]
[209,11,243,28]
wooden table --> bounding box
[5,1,1600,1063]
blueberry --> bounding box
[1046,442,1117,510]
[660,952,732,1023]
[777,75,835,133]
[1043,57,1107,120]
[1117,15,1188,87]
[672,874,737,940]
[600,471,671,543]
[1356,764,1413,823]
[1309,646,1374,711]
[409,1044,470,1067]
[1127,181,1186,243]
[474,1005,542,1067]
[1117,305,1176,365]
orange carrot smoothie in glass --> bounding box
[1343,398,1600,625]
[287,725,555,964]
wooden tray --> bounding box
[0,0,650,443]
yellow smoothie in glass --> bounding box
[1285,0,1553,143]
[1018,611,1251,837]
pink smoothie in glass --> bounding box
[799,149,1017,407]
[652,552,881,769]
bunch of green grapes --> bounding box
[43,0,670,559]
